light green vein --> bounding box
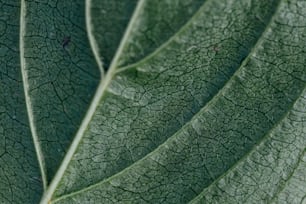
[189,85,306,203]
[86,0,104,77]
[268,149,306,204]
[19,0,47,190]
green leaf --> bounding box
[0,0,305,203]
[20,0,100,184]
[0,2,43,203]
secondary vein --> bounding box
[19,0,47,190]
[115,0,210,74]
[189,85,306,204]
[86,0,104,77]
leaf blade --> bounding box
[22,0,100,183]
[116,0,207,68]
[1,0,306,203]
[40,1,149,203]
[190,87,306,203]
[0,1,43,203]
[50,0,302,203]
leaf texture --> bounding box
[0,1,42,203]
[21,0,100,183]
[0,0,305,203]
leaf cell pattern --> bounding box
[0,0,305,203]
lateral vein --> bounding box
[85,0,104,77]
[115,0,210,74]
[19,0,47,190]
[189,85,306,204]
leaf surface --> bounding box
[0,0,305,203]
[0,1,42,203]
[20,0,100,183]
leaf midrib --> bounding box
[51,1,282,202]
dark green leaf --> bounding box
[0,0,305,203]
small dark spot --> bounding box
[62,36,71,49]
